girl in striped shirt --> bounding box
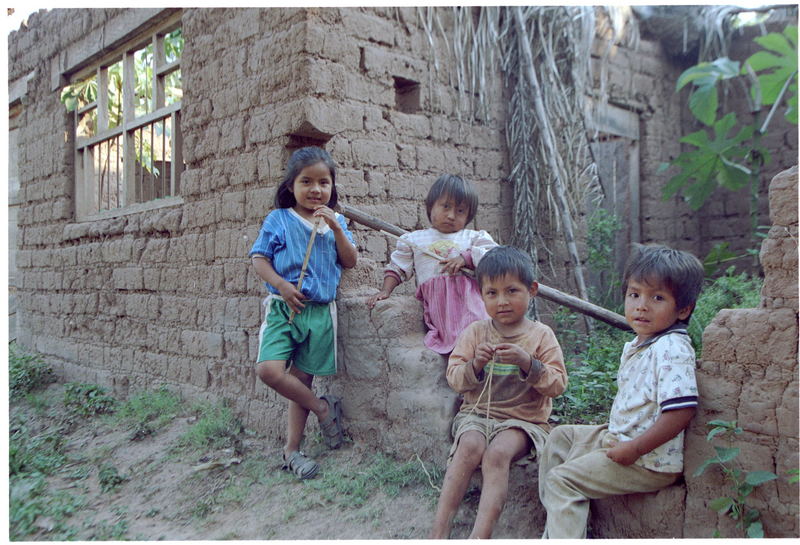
[249,146,357,480]
[367,174,497,355]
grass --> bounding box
[177,400,243,452]
[108,386,182,440]
[303,452,442,510]
[63,383,116,417]
[9,342,54,398]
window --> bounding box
[394,76,421,114]
[63,17,184,220]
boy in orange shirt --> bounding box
[429,246,567,538]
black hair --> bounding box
[476,246,536,288]
[273,146,338,209]
[424,174,479,224]
[622,243,705,317]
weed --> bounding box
[694,420,778,538]
[86,516,130,540]
[10,475,84,539]
[110,386,182,440]
[63,382,116,417]
[551,323,627,425]
[585,208,624,309]
[178,401,243,452]
[689,267,762,355]
[305,453,442,508]
[10,424,67,476]
[9,343,54,398]
[98,464,128,493]
[22,391,53,414]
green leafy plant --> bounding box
[63,383,117,417]
[9,422,67,476]
[688,267,763,355]
[661,23,797,257]
[9,343,54,398]
[305,453,443,508]
[110,386,182,440]
[552,323,627,425]
[694,420,778,538]
[177,401,243,452]
[98,465,128,493]
[663,24,797,210]
[585,208,624,310]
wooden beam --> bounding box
[337,203,631,332]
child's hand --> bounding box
[278,280,307,315]
[439,255,467,276]
[312,205,340,231]
[366,290,390,309]
[606,440,640,466]
[473,343,495,372]
[493,343,530,368]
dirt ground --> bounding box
[9,382,490,541]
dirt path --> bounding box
[9,382,486,540]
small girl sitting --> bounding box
[250,146,357,480]
[367,174,497,355]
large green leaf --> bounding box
[662,113,755,209]
[690,86,718,126]
[677,58,741,125]
[693,457,715,477]
[714,446,740,463]
[747,521,765,538]
[787,81,798,123]
[708,496,734,514]
[745,25,798,108]
[745,470,778,486]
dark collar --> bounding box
[632,322,689,350]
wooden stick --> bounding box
[336,203,631,331]
[288,216,324,324]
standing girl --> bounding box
[249,146,357,479]
[367,174,497,355]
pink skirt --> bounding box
[416,274,489,355]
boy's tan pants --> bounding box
[537,424,680,538]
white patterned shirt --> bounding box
[608,325,698,473]
[385,227,496,285]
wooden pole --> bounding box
[336,203,631,332]
[288,216,324,324]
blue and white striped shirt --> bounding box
[249,208,355,303]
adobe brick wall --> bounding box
[683,165,798,538]
[10,7,511,447]
[9,8,797,538]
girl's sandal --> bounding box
[319,394,345,449]
[283,450,319,480]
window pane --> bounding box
[166,69,182,105]
[107,60,123,128]
[77,109,97,139]
[90,134,123,212]
[165,28,183,63]
[134,45,154,116]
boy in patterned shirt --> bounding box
[538,243,704,538]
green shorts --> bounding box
[448,411,550,465]
[257,295,338,376]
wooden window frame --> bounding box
[72,15,183,221]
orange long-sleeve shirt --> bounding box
[447,319,567,428]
